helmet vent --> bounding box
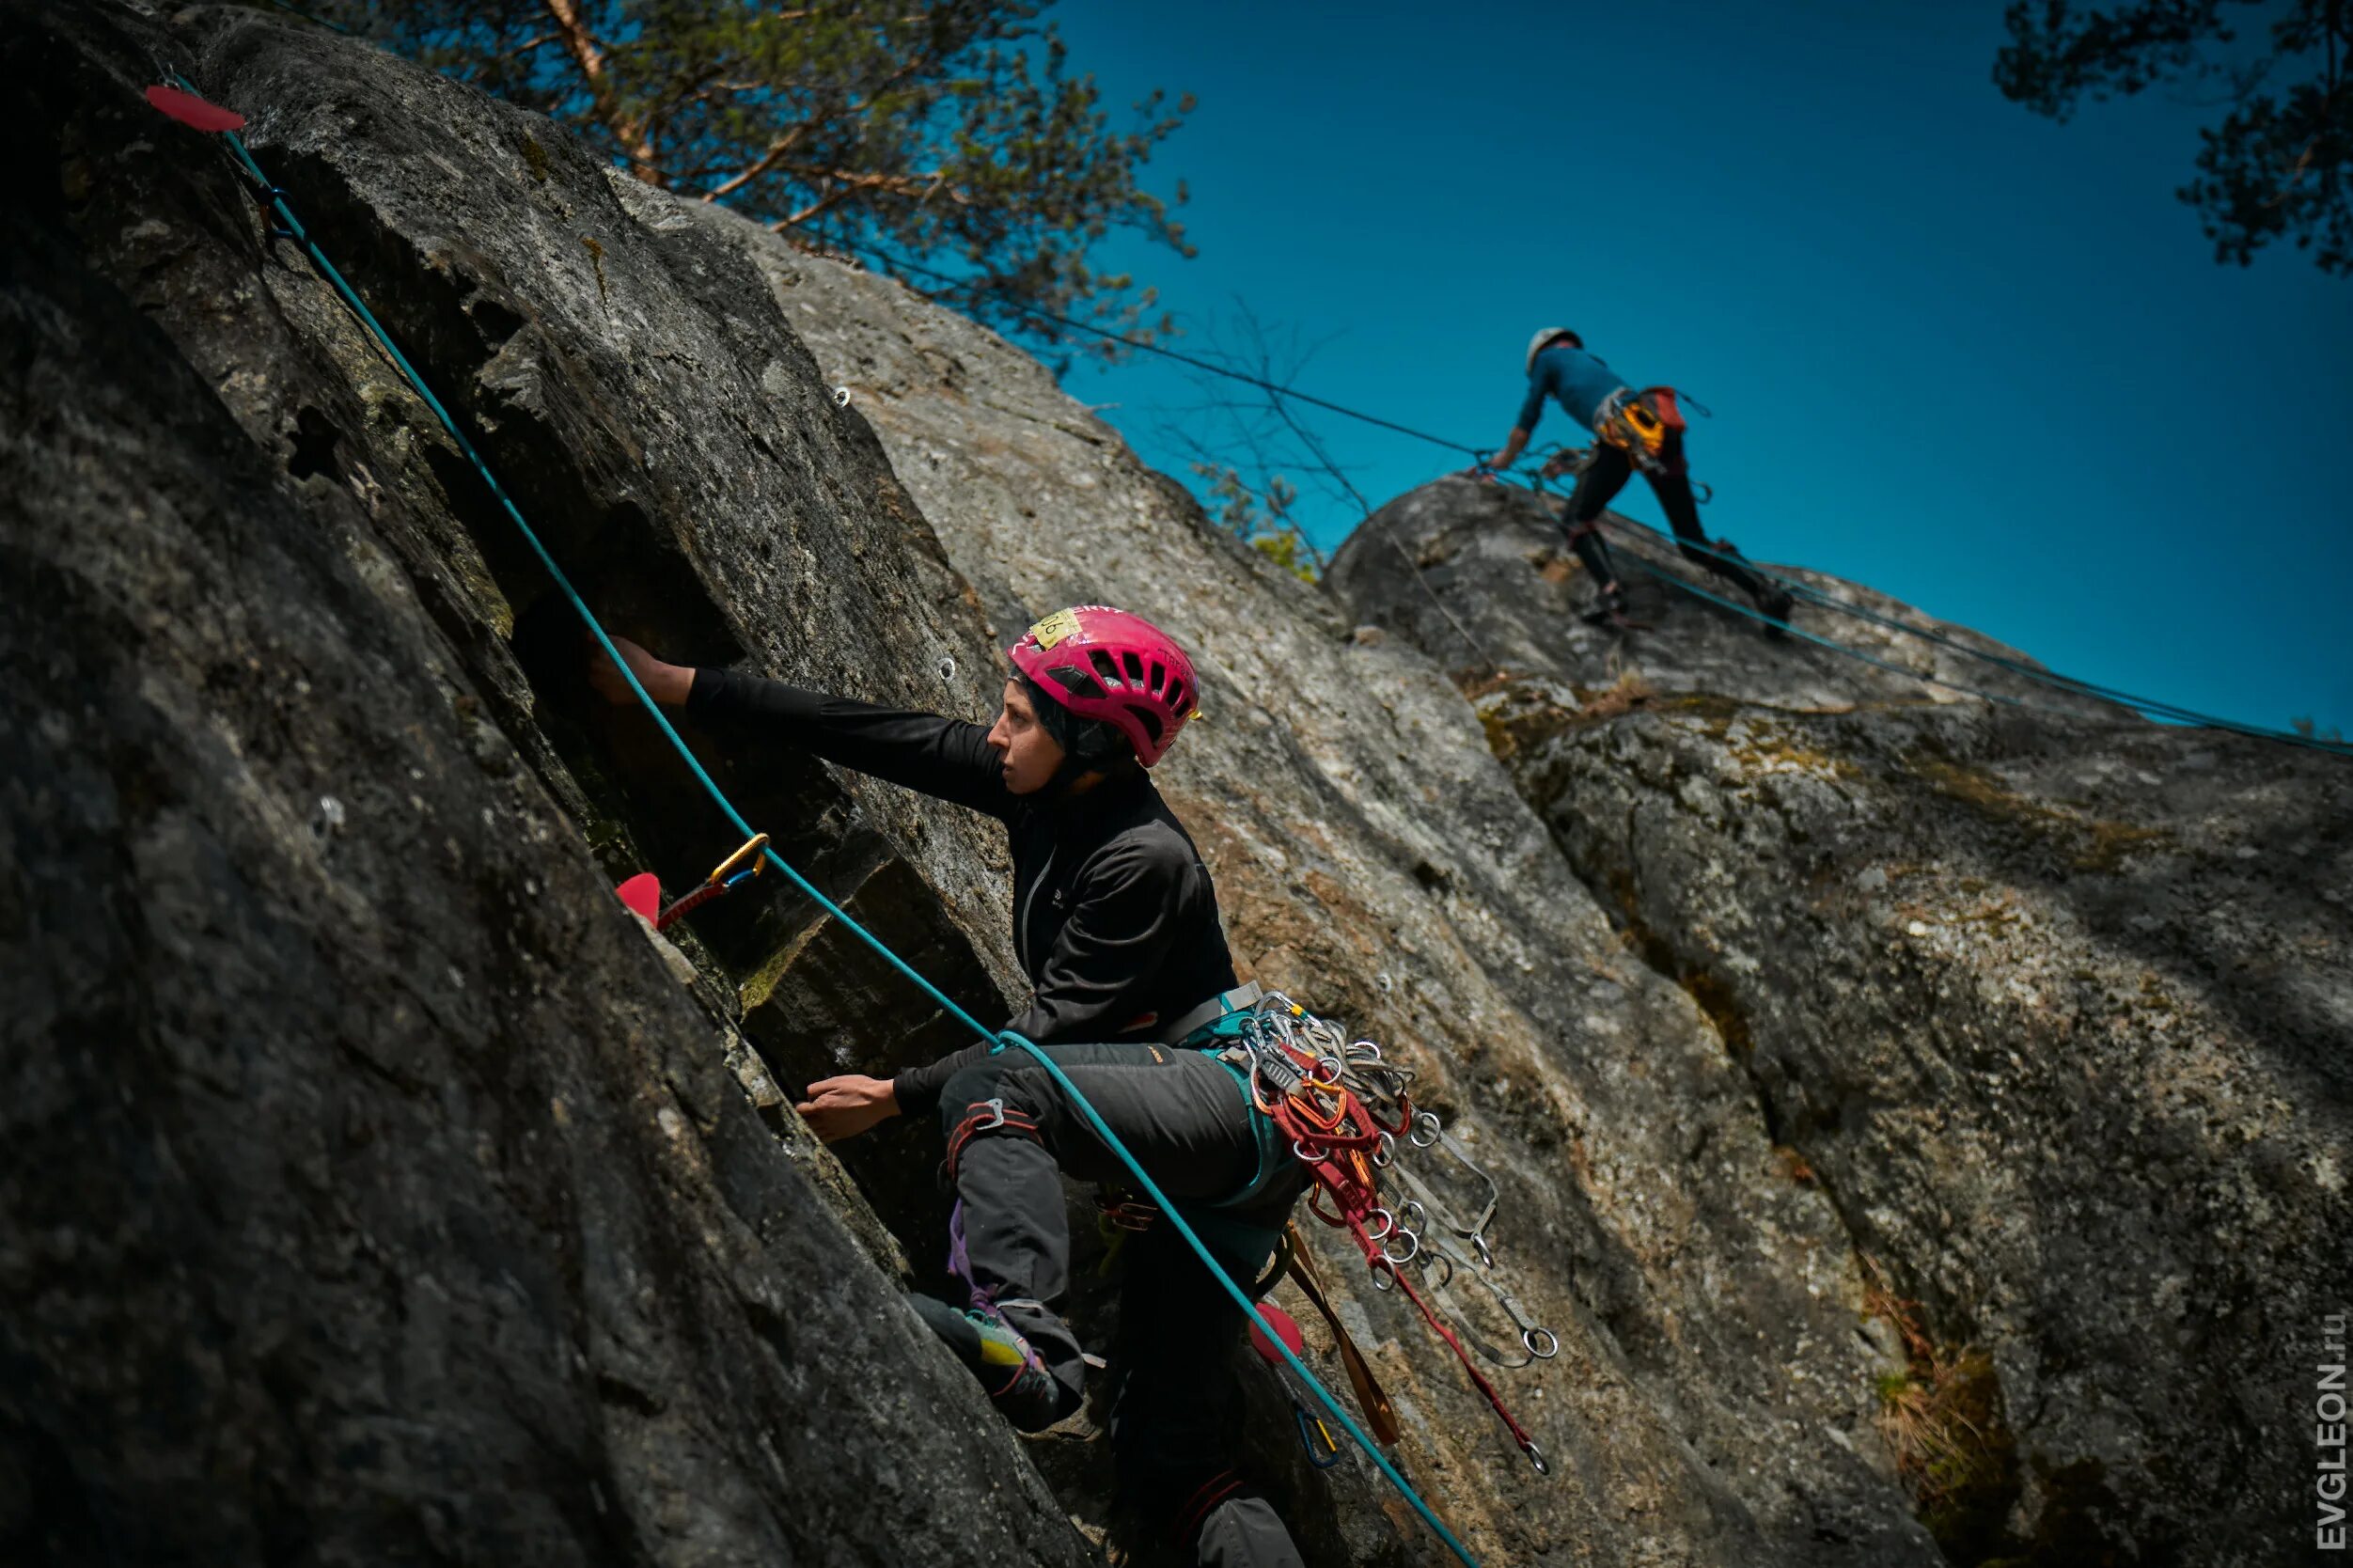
[1165,677,1187,713]
[1048,665,1105,699]
[1127,704,1165,743]
[1089,649,1126,689]
[1122,651,1146,685]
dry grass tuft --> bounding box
[1860,1260,2016,1548]
[1574,670,1654,723]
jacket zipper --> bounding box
[1016,845,1056,974]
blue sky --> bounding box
[1043,0,2352,739]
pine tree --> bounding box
[358,0,1195,354]
[1996,0,2351,275]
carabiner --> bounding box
[705,831,769,886]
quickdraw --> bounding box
[1216,994,1556,1474]
[1248,1303,1346,1469]
[1393,1160,1560,1371]
[613,832,770,930]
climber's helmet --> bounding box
[1525,326,1584,374]
[1006,606,1200,769]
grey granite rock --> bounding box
[1330,478,2352,1565]
[10,3,2332,1564]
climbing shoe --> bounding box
[1579,583,1647,632]
[1755,582,1795,636]
[910,1293,1072,1432]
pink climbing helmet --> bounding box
[1007,605,1200,767]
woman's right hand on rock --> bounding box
[588,635,691,707]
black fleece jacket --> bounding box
[686,667,1240,1117]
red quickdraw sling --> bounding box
[1263,1071,1547,1473]
[1221,996,1551,1475]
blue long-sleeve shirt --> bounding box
[1515,344,1631,435]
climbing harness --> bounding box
[1591,385,1684,478]
[612,832,770,930]
[944,1095,1043,1185]
[145,70,1496,1566]
[1083,989,1557,1471]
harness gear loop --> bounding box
[942,1096,1042,1185]
[1592,385,1690,479]
[1195,992,1553,1469]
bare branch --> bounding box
[701,123,812,202]
[497,30,560,61]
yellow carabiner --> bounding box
[705,832,770,886]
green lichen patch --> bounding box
[1905,752,2171,874]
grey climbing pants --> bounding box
[938,1041,1307,1567]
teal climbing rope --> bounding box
[183,86,1489,1568]
[1585,508,2353,756]
[1499,471,2353,758]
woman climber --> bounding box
[589,605,1309,1568]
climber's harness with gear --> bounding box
[1102,985,1557,1474]
[1592,384,1688,477]
[1524,387,1718,553]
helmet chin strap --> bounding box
[1042,739,1136,800]
[1020,675,1131,796]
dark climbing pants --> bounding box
[937,1043,1306,1568]
[1561,436,1768,601]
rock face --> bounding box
[1329,478,2353,1565]
[3,5,2340,1567]
[6,5,1070,1563]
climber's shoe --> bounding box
[1754,582,1795,637]
[910,1293,1072,1432]
[1580,582,1647,632]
